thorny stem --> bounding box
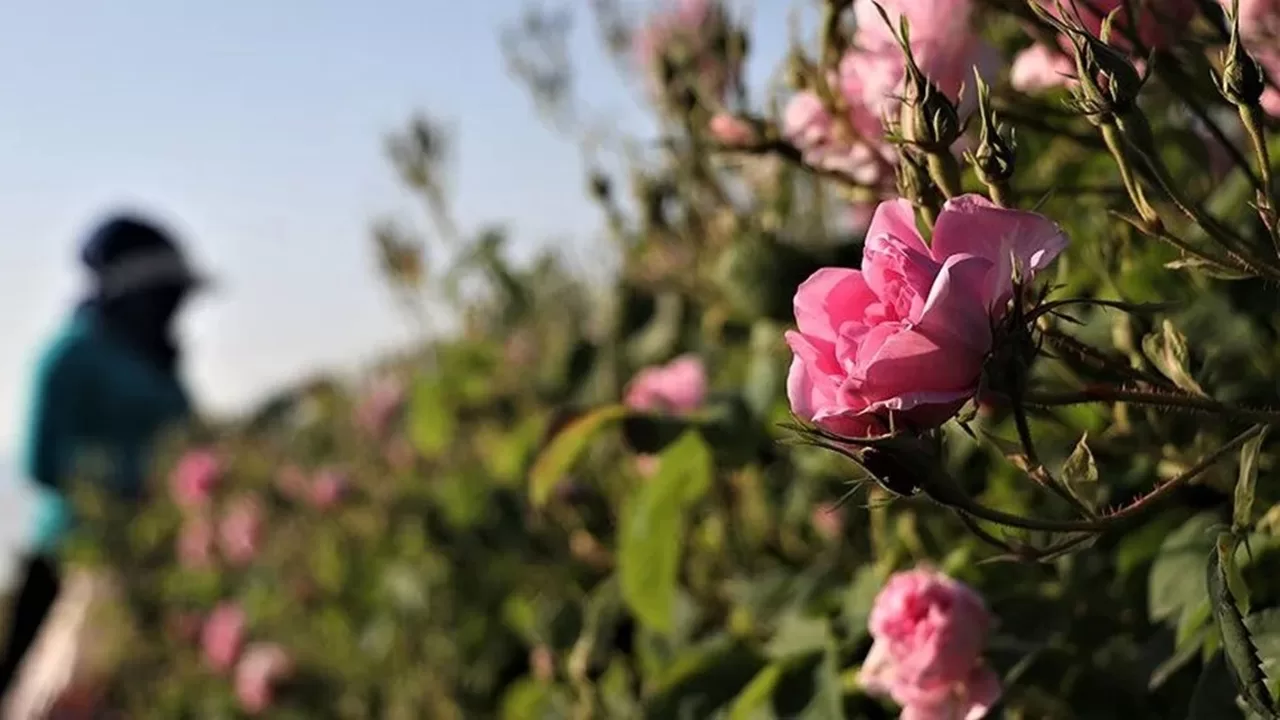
[923,425,1262,533]
[1101,122,1161,227]
[1239,102,1280,256]
[1027,386,1280,425]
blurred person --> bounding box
[0,214,209,715]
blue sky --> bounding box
[0,0,796,569]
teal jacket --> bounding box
[22,306,191,554]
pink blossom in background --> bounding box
[624,354,708,415]
[309,468,348,509]
[170,449,221,508]
[786,195,1066,438]
[274,463,310,500]
[783,0,995,186]
[234,642,294,715]
[176,514,215,569]
[633,0,733,101]
[355,377,406,437]
[708,112,756,146]
[811,503,845,541]
[218,497,265,566]
[1012,0,1197,93]
[201,603,247,672]
[634,454,662,478]
[861,567,1001,719]
[1229,0,1280,117]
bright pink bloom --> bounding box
[309,468,347,509]
[177,514,215,569]
[355,377,406,436]
[1229,0,1280,117]
[624,354,708,415]
[708,112,755,146]
[170,449,221,508]
[861,568,1000,719]
[218,496,264,566]
[201,603,246,672]
[786,195,1066,438]
[235,642,294,715]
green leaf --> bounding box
[408,376,457,457]
[1236,427,1270,533]
[799,643,846,720]
[726,664,785,720]
[1061,433,1100,510]
[1142,320,1207,396]
[841,567,882,646]
[619,431,714,633]
[764,613,831,661]
[1149,512,1219,624]
[528,404,629,506]
[1207,533,1276,718]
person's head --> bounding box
[79,213,209,351]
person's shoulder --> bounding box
[33,311,101,384]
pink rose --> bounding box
[177,514,215,569]
[862,568,1000,719]
[811,504,845,541]
[355,377,406,437]
[309,468,347,509]
[708,112,755,146]
[275,463,310,500]
[218,496,264,566]
[1228,0,1280,117]
[201,603,247,672]
[786,195,1066,438]
[624,354,708,415]
[234,642,294,715]
[170,449,221,508]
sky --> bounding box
[0,0,796,574]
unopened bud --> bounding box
[1219,13,1266,106]
[969,74,1016,183]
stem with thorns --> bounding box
[1026,386,1280,425]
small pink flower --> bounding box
[234,642,294,715]
[811,504,845,541]
[218,496,264,566]
[634,455,662,478]
[170,449,221,508]
[355,377,406,437]
[275,464,310,500]
[309,468,347,509]
[708,112,755,146]
[624,354,708,415]
[201,603,246,672]
[861,568,1000,719]
[177,514,215,569]
[786,195,1066,438]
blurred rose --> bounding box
[218,497,265,566]
[274,463,310,500]
[176,514,215,569]
[811,504,845,541]
[355,377,406,437]
[201,603,246,673]
[861,567,1000,719]
[624,354,707,415]
[633,0,735,101]
[309,468,347,509]
[530,644,555,682]
[170,449,221,508]
[1012,0,1196,93]
[634,455,661,479]
[786,196,1066,438]
[708,112,755,146]
[234,642,294,715]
